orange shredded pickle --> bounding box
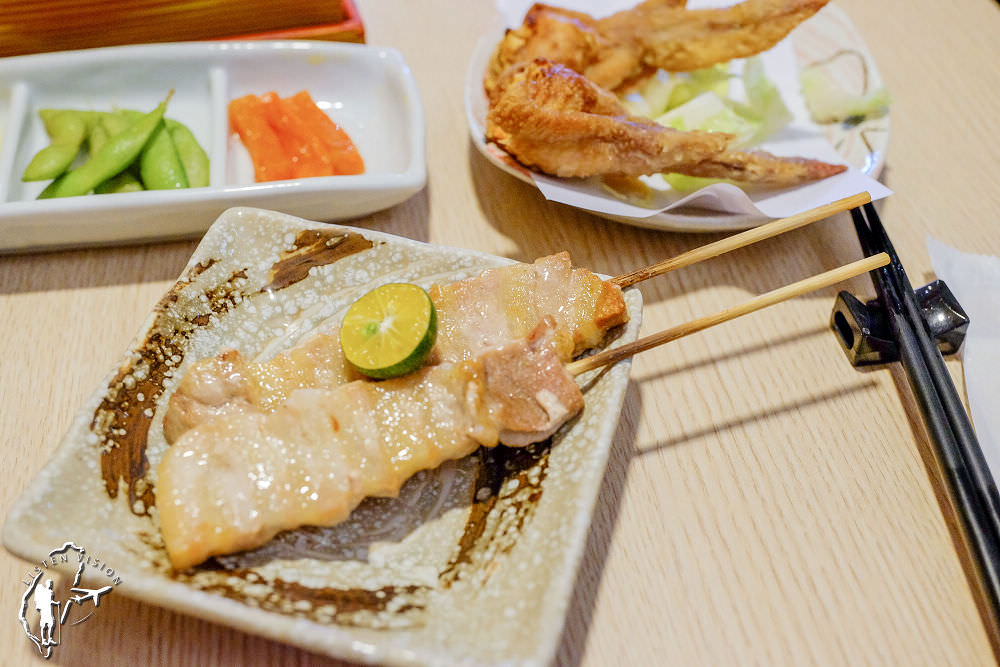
[228,90,365,182]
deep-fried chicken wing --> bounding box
[486,60,732,178]
[485,4,603,104]
[672,150,846,186]
[486,60,845,183]
[598,0,829,85]
[487,0,828,98]
[483,1,845,185]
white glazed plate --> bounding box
[4,207,642,666]
[465,4,890,232]
[0,42,426,253]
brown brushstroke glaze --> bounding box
[180,566,428,627]
[95,227,377,518]
[94,267,250,517]
[261,229,375,293]
[439,442,551,587]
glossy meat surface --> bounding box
[164,253,626,442]
[157,320,583,569]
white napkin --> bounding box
[493,0,892,219]
[927,238,1000,469]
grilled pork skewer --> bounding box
[163,194,868,444]
[163,251,627,443]
[158,251,887,570]
[158,319,581,570]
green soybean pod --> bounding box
[88,122,110,154]
[46,93,171,198]
[165,119,210,188]
[140,120,188,190]
[22,110,93,182]
[100,112,130,136]
[94,171,144,194]
[36,175,65,199]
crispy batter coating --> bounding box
[487,59,845,183]
[673,150,846,186]
[485,4,603,104]
[486,60,732,178]
[486,0,828,98]
[599,0,830,83]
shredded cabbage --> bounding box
[656,92,758,145]
[629,56,792,191]
[660,173,728,192]
[799,65,890,123]
[739,56,793,145]
[652,57,791,148]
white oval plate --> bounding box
[465,4,889,232]
[0,41,426,253]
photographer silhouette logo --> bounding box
[18,542,121,659]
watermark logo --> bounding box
[18,542,122,659]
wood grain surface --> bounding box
[2,0,1000,665]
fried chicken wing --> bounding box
[485,3,603,104]
[598,0,829,83]
[486,60,733,178]
[672,150,846,186]
[487,0,828,98]
[486,59,845,182]
[483,0,845,185]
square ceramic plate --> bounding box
[4,208,642,666]
[0,42,425,253]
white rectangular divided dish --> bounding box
[0,42,425,252]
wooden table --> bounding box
[3,1,999,664]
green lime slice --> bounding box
[340,283,437,379]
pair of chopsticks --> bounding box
[850,203,1000,622]
[568,192,886,375]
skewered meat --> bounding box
[162,331,358,443]
[430,251,627,362]
[157,319,584,569]
[163,252,626,443]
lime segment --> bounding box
[340,283,437,379]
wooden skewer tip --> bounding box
[571,251,888,376]
[611,192,872,288]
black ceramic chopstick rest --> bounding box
[830,279,970,366]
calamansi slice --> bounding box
[340,283,437,379]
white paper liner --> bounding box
[927,238,1000,473]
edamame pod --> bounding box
[88,123,110,154]
[99,110,135,137]
[140,120,188,190]
[22,110,93,182]
[94,171,144,194]
[46,93,171,198]
[165,119,210,187]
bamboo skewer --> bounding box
[569,252,890,376]
[611,192,872,288]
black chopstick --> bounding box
[850,204,1000,621]
[863,202,1000,526]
